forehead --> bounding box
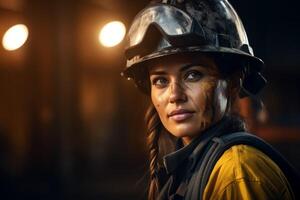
[148,54,218,73]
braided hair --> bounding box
[145,104,162,200]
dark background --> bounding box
[0,0,299,199]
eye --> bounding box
[151,77,169,88]
[184,70,203,82]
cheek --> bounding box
[189,78,221,128]
[191,79,216,114]
[151,89,166,117]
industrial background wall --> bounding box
[0,0,299,199]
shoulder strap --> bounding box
[187,132,300,200]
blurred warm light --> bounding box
[2,24,29,51]
[99,21,126,47]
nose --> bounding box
[169,81,187,104]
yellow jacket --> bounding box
[203,145,294,200]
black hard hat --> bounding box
[122,0,266,97]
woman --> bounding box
[122,0,298,199]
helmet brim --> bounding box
[123,45,264,79]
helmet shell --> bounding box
[123,0,265,95]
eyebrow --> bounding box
[149,63,201,75]
[180,64,199,72]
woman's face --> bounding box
[149,54,229,144]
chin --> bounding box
[168,124,202,139]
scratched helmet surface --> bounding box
[123,0,266,96]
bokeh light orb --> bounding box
[99,21,126,47]
[2,24,29,51]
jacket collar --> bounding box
[163,117,229,174]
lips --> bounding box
[168,109,195,122]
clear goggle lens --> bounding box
[126,4,196,49]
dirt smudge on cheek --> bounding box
[197,79,216,131]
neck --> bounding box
[181,136,193,146]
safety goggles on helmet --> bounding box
[125,4,206,58]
